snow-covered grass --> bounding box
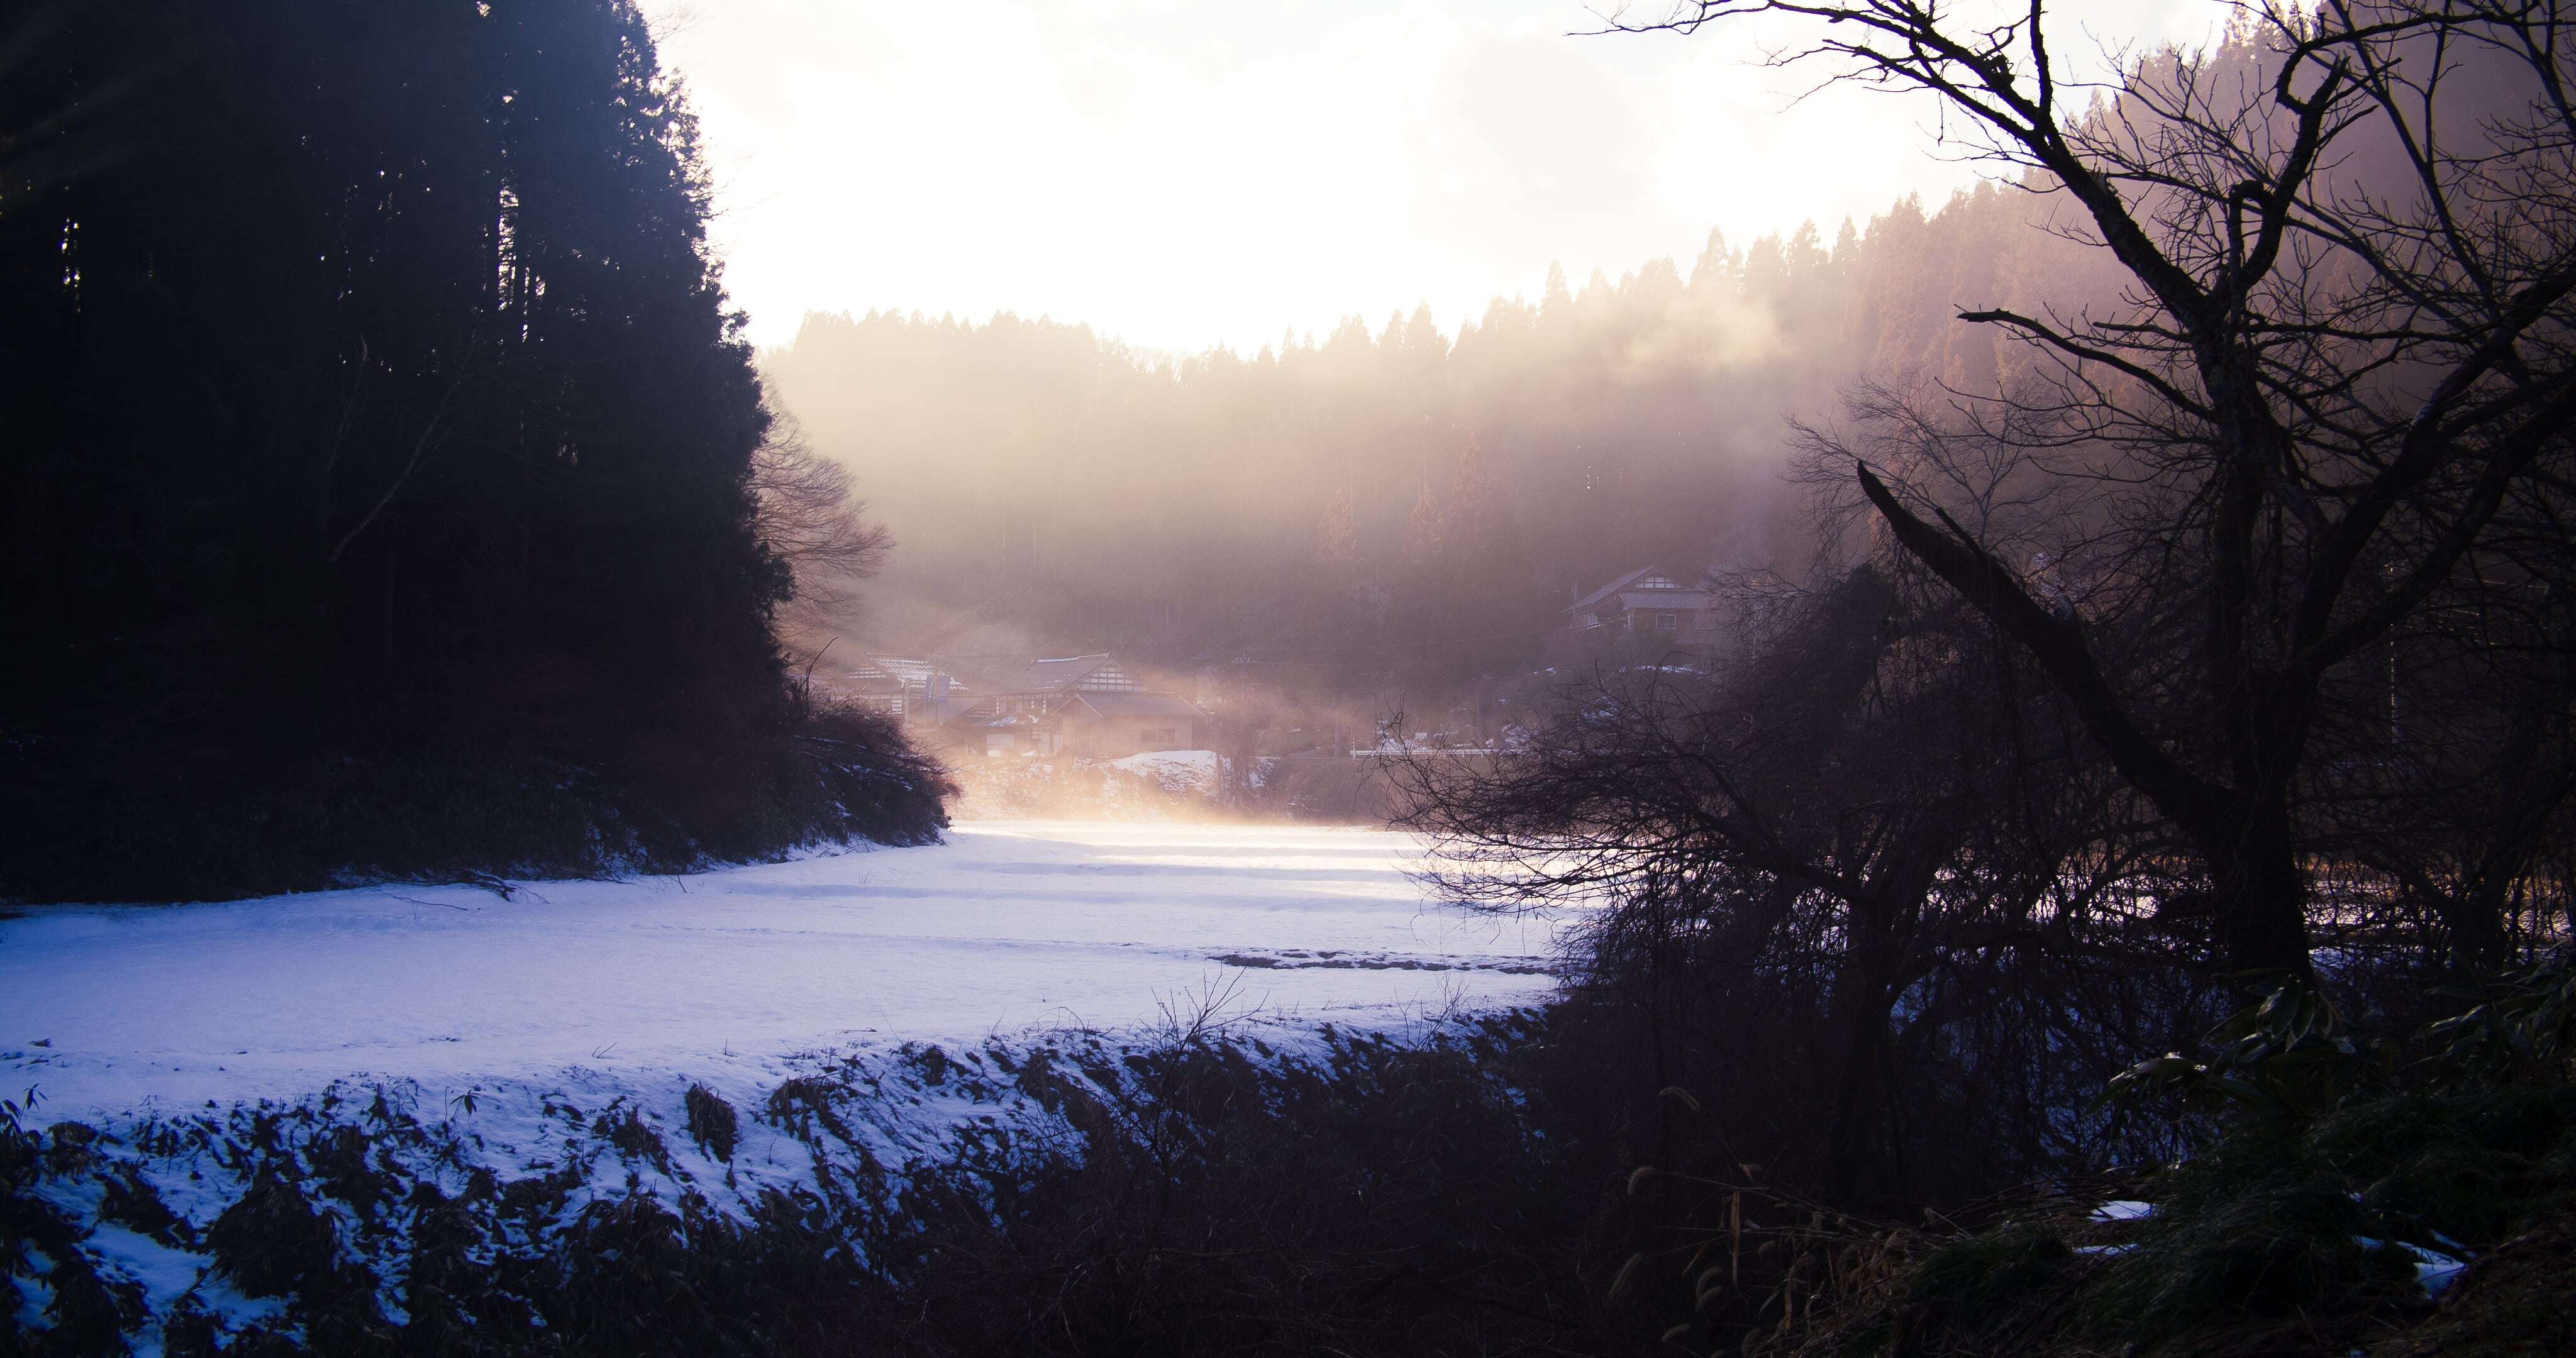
[0,821,1565,1350]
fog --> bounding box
[645,0,2229,353]
[608,1,2233,819]
[720,1,2491,822]
[757,182,2102,797]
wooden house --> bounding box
[835,664,911,719]
[933,654,1205,757]
[844,656,974,728]
[1565,566,1719,639]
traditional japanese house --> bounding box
[935,654,1204,757]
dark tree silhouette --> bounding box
[1394,564,2184,1201]
[0,0,940,899]
[1634,1,2576,980]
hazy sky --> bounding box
[643,1,2233,355]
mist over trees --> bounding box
[763,180,2106,681]
[1,0,944,900]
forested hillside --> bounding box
[764,180,2119,680]
[0,0,947,900]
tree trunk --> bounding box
[1823,983,1890,1204]
[2203,795,2317,984]
[1822,906,1898,1203]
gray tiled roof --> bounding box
[1569,566,1705,616]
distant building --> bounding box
[841,656,970,726]
[870,652,1204,758]
[836,663,911,719]
[1564,566,1719,639]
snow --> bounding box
[2354,1237,2470,1296]
[1105,748,1219,777]
[2075,1203,2467,1298]
[1104,748,1222,794]
[1,820,1560,1128]
[77,1223,237,1323]
[3,821,1567,1351]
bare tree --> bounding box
[1397,566,2170,1200]
[750,411,894,643]
[1626,1,2576,980]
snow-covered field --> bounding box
[3,822,1563,1348]
[2,820,1558,1129]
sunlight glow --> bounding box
[645,1,2231,353]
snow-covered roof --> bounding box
[1018,654,1119,692]
[839,668,907,694]
[936,653,1143,697]
[859,654,970,695]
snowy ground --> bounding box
[4,822,1566,1349]
[2,820,1560,1127]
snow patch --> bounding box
[2355,1236,2470,1296]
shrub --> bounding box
[685,1085,740,1162]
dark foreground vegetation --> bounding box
[0,0,947,902]
[1775,959,2576,1358]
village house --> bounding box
[850,652,1204,758]
[947,654,1204,757]
[842,655,973,727]
[1563,566,1721,641]
[835,662,913,719]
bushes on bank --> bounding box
[1679,954,2576,1358]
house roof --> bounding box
[1610,587,1712,614]
[837,670,906,695]
[1063,692,1205,720]
[858,655,970,695]
[1569,566,1704,616]
[935,653,1142,698]
[1018,654,1119,692]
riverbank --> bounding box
[2,822,1574,1352]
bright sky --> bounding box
[643,0,2233,355]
